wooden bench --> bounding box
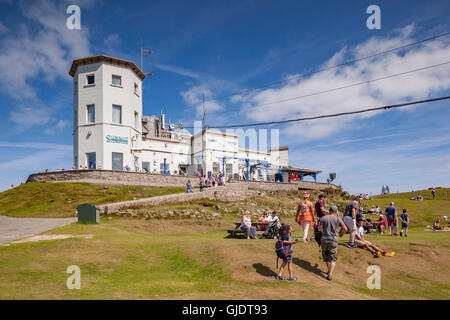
[227,222,269,237]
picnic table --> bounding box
[227,221,270,237]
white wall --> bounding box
[74,62,143,170]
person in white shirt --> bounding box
[354,218,394,257]
[265,211,281,228]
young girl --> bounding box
[296,191,316,242]
[275,222,299,281]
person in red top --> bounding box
[296,191,317,242]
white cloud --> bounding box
[181,85,225,117]
[0,0,91,99]
[154,63,202,79]
[233,26,450,142]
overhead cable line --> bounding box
[206,31,450,102]
[188,96,450,129]
[212,61,450,114]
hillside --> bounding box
[0,184,448,299]
[0,182,185,218]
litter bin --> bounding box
[77,203,100,223]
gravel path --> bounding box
[0,215,77,244]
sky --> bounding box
[0,0,449,194]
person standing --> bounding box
[186,180,194,193]
[315,194,328,221]
[275,222,299,281]
[385,202,398,236]
[343,197,359,248]
[296,191,316,242]
[318,205,347,280]
[431,188,436,200]
[400,208,409,237]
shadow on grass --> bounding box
[292,257,326,277]
[253,263,277,277]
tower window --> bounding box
[112,105,122,124]
[112,75,122,86]
[86,74,95,85]
[134,82,139,96]
[87,105,95,124]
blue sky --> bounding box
[0,0,449,194]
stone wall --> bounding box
[97,184,259,213]
[27,169,338,191]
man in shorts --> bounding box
[318,205,347,280]
[355,218,395,257]
[343,197,359,248]
[385,202,397,236]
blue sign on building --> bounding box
[106,135,128,144]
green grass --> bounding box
[0,182,185,218]
[0,186,449,299]
[0,216,448,299]
[358,188,450,226]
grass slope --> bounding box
[0,217,448,300]
[0,182,185,218]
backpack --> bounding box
[275,239,291,268]
[298,202,308,216]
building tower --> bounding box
[69,55,146,170]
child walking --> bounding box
[275,222,299,281]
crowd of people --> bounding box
[238,192,401,282]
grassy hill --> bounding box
[0,182,185,218]
[359,188,450,226]
[0,185,448,299]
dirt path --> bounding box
[0,215,77,244]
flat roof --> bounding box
[69,55,146,80]
[280,166,322,174]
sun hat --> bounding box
[304,191,310,198]
[281,221,290,228]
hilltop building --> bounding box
[69,55,321,181]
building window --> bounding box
[86,74,95,85]
[160,162,170,174]
[86,153,96,169]
[142,161,150,173]
[112,152,123,171]
[112,105,122,124]
[134,83,139,95]
[112,75,122,86]
[134,111,139,129]
[87,105,95,124]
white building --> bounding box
[70,55,321,182]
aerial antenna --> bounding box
[139,40,152,73]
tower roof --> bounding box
[69,55,146,80]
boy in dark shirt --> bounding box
[400,209,409,237]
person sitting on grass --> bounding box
[432,220,449,231]
[377,214,386,234]
[355,218,395,257]
[400,209,409,237]
[241,211,257,239]
[275,222,299,281]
